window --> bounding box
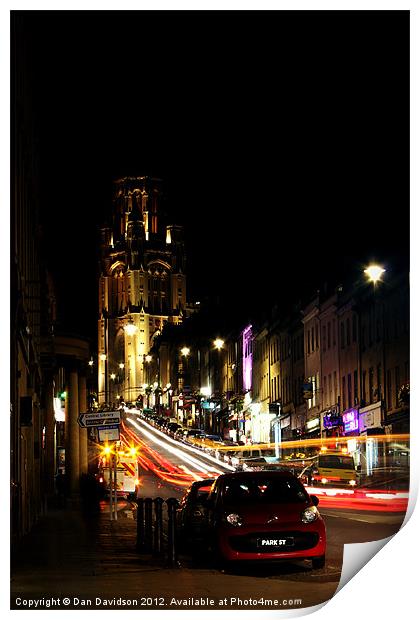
[328,374,332,405]
[352,315,357,342]
[340,322,345,348]
[315,324,319,349]
[307,330,310,355]
[342,376,346,410]
[333,371,337,404]
[362,370,366,404]
[387,369,392,411]
[327,322,331,349]
[324,376,327,405]
[354,370,358,404]
[347,373,352,410]
[376,364,382,402]
[311,327,314,352]
[322,326,326,351]
[395,367,400,408]
[346,318,350,346]
[333,319,336,346]
[369,367,374,404]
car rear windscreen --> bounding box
[222,477,308,504]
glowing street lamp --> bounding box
[201,386,211,397]
[364,265,386,285]
[214,338,224,350]
[145,354,152,363]
[99,353,107,361]
[110,373,116,380]
[124,319,138,336]
[181,347,190,357]
[88,359,94,367]
[119,363,125,369]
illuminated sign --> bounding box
[306,417,320,430]
[342,408,359,433]
[242,325,253,392]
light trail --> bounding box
[128,414,235,471]
[127,416,232,475]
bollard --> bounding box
[166,497,180,567]
[144,497,154,553]
[136,497,145,552]
[153,497,164,556]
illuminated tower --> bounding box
[98,176,186,404]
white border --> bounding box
[2,3,417,620]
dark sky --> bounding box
[15,11,409,341]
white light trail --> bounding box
[128,415,235,472]
[127,417,226,475]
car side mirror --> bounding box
[310,495,319,507]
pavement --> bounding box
[10,497,341,611]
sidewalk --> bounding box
[10,499,340,611]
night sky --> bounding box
[15,11,409,342]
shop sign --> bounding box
[342,408,359,433]
[323,409,342,428]
[280,415,291,429]
[306,417,320,431]
[359,402,382,432]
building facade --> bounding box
[97,176,186,405]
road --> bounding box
[10,414,407,611]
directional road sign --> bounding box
[97,424,120,442]
[77,410,121,428]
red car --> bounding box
[180,470,326,569]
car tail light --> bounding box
[301,506,319,523]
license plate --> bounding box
[257,537,294,548]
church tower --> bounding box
[98,176,186,404]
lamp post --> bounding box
[364,264,387,439]
[213,338,225,434]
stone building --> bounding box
[97,176,186,405]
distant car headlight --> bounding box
[349,479,357,486]
[225,513,243,527]
[301,506,319,523]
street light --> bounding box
[119,363,125,369]
[99,354,107,361]
[214,338,224,350]
[124,316,138,336]
[181,347,190,357]
[364,265,386,285]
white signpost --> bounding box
[78,410,121,428]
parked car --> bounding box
[166,423,182,437]
[176,478,215,549]
[177,470,326,569]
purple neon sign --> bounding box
[342,408,359,433]
[242,325,252,392]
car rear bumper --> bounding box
[217,522,326,562]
